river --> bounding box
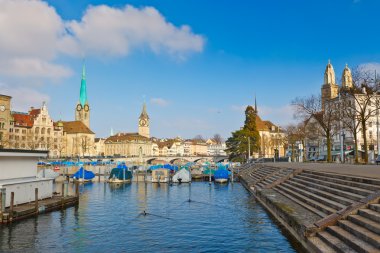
[0,182,299,252]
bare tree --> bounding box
[292,95,337,162]
[193,135,205,141]
[340,66,380,163]
[212,134,224,144]
[80,136,92,157]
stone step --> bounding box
[317,231,356,253]
[287,180,354,206]
[274,187,326,218]
[327,226,378,253]
[369,204,380,213]
[291,177,364,201]
[308,235,338,253]
[276,184,335,215]
[305,170,380,186]
[281,182,346,211]
[338,220,380,248]
[358,209,380,223]
[296,174,373,196]
[348,214,380,235]
[302,172,380,191]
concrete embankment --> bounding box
[239,163,380,252]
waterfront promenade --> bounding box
[239,162,380,252]
[264,162,380,179]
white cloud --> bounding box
[0,82,50,111]
[0,0,204,82]
[0,0,70,80]
[62,5,205,59]
[150,97,169,107]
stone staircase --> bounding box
[273,170,380,218]
[239,165,380,252]
[310,200,380,252]
[239,165,294,190]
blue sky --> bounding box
[1,0,380,139]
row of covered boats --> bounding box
[66,163,231,184]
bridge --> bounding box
[111,156,228,164]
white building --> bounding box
[0,150,52,208]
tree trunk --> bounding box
[326,132,332,162]
[362,119,368,163]
[353,132,359,164]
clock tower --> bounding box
[75,63,90,128]
[138,102,150,138]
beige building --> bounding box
[104,133,152,157]
[60,121,95,157]
[0,98,64,158]
[104,103,152,157]
[189,139,208,156]
[95,138,106,156]
[0,94,12,148]
[255,114,285,158]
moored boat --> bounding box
[152,168,170,183]
[108,167,132,184]
[214,169,230,183]
[71,167,95,183]
[172,168,191,183]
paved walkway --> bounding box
[263,162,380,179]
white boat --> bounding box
[108,177,131,184]
[215,178,228,183]
[172,168,191,183]
[152,169,170,183]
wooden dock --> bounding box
[0,184,80,224]
[1,195,78,224]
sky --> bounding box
[1,0,380,139]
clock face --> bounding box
[84,104,90,112]
[140,119,146,126]
[76,104,82,111]
[0,105,5,112]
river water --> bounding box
[0,182,298,252]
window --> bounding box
[47,128,51,134]
[35,127,39,134]
[15,129,19,133]
[369,121,373,127]
[22,129,26,134]
[41,128,45,134]
[369,131,373,139]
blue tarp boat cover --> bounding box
[109,167,132,180]
[70,167,95,180]
[214,169,229,180]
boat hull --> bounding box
[215,178,228,183]
[108,178,131,184]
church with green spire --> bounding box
[75,63,90,128]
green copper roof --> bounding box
[79,63,87,107]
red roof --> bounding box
[12,113,33,127]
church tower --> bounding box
[341,64,353,89]
[75,63,90,128]
[321,60,339,110]
[138,102,150,138]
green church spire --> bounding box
[79,62,87,107]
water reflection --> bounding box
[0,182,297,253]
